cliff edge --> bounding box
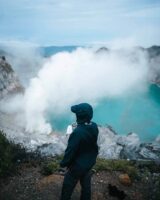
[0,56,23,99]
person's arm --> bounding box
[60,129,80,168]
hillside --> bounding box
[0,56,23,99]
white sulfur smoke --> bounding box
[0,40,44,87]
[24,47,149,134]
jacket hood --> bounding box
[71,103,93,124]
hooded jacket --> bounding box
[60,103,99,174]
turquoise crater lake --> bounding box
[49,84,160,142]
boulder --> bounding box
[119,174,132,186]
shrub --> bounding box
[0,130,27,177]
[94,158,138,180]
[41,161,60,175]
[41,155,63,175]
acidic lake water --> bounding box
[49,84,160,142]
[45,47,160,142]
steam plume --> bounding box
[24,47,149,134]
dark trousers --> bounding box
[60,169,91,200]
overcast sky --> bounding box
[0,0,160,46]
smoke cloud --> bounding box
[23,47,149,134]
[0,40,44,87]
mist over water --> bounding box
[24,47,150,135]
[94,84,160,141]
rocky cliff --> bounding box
[0,56,23,99]
[98,125,160,161]
[36,125,160,162]
[147,46,160,86]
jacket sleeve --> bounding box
[60,130,81,168]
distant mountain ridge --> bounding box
[0,44,160,57]
[147,45,160,58]
[41,45,160,61]
[40,45,79,57]
[0,45,160,87]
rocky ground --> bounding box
[0,157,160,200]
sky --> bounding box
[0,0,160,46]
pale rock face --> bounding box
[0,57,23,99]
[97,126,160,161]
[117,132,140,147]
[155,135,160,143]
[97,127,140,159]
[139,146,160,160]
[98,126,123,159]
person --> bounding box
[60,103,99,200]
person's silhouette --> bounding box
[60,103,99,200]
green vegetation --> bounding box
[94,158,138,179]
[41,156,160,181]
[40,156,138,179]
[41,161,60,175]
[0,130,27,177]
[41,154,64,175]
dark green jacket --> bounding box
[60,103,99,173]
